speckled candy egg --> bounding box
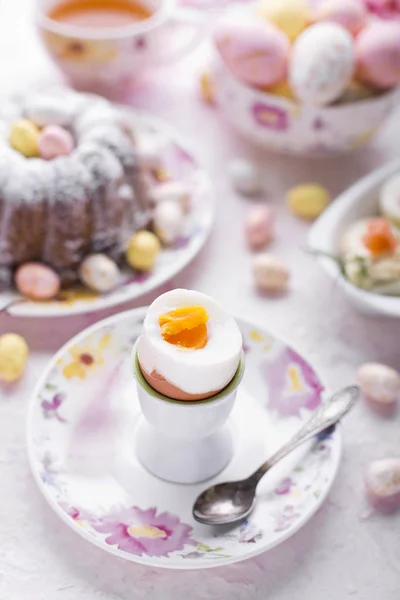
[153,201,185,246]
[38,125,74,160]
[245,205,275,250]
[312,0,367,36]
[286,183,330,220]
[214,14,290,87]
[290,23,355,106]
[15,263,60,300]
[9,119,40,158]
[356,21,400,89]
[257,0,310,42]
[365,458,400,512]
[79,254,121,293]
[126,231,161,271]
[357,362,400,405]
[228,159,262,196]
[0,333,29,383]
[253,253,290,293]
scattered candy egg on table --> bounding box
[290,23,355,106]
[364,458,400,512]
[380,173,400,228]
[228,159,262,196]
[150,181,191,213]
[253,253,290,293]
[9,119,40,158]
[245,205,275,250]
[312,0,367,36]
[15,262,61,300]
[153,200,186,246]
[26,96,71,127]
[79,254,121,293]
[0,333,29,383]
[356,21,400,89]
[38,125,74,160]
[126,230,161,271]
[214,14,290,87]
[257,0,310,42]
[357,362,400,405]
[286,183,330,220]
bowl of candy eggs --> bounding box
[209,0,400,156]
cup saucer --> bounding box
[27,308,341,570]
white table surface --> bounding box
[1,2,400,599]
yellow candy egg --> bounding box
[126,231,161,271]
[9,119,40,158]
[286,184,330,220]
[257,0,310,42]
[0,333,29,383]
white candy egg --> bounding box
[26,96,72,127]
[253,253,290,293]
[136,136,167,171]
[79,254,121,293]
[150,181,191,213]
[365,458,400,511]
[153,201,185,246]
[228,159,262,197]
[290,22,355,106]
[357,362,400,405]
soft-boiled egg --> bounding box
[136,289,243,401]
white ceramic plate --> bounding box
[309,158,400,318]
[27,308,341,570]
[1,111,214,317]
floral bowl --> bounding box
[209,55,400,158]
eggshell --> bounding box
[380,173,400,228]
[150,181,191,213]
[286,183,330,220]
[15,263,61,300]
[357,362,400,404]
[365,458,400,512]
[312,0,367,36]
[126,231,161,271]
[253,254,290,293]
[38,125,74,160]
[356,21,400,89]
[0,333,29,383]
[153,201,185,246]
[214,14,290,87]
[79,254,121,293]
[290,23,355,106]
[9,119,40,158]
[245,205,275,250]
[228,159,262,196]
[257,0,310,42]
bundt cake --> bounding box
[0,89,151,289]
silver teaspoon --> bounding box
[193,385,359,526]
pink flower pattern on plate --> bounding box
[252,102,289,131]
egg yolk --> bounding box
[362,218,398,256]
[159,305,209,350]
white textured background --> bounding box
[1,1,400,598]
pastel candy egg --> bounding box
[38,125,74,160]
[26,96,72,127]
[214,14,290,87]
[286,183,330,220]
[312,0,367,36]
[79,254,121,293]
[0,333,29,383]
[126,231,161,271]
[15,263,60,300]
[356,21,400,89]
[153,201,185,246]
[245,205,275,250]
[257,0,310,42]
[253,253,290,293]
[150,181,191,213]
[228,159,262,196]
[136,136,166,171]
[9,119,39,158]
[365,458,400,512]
[290,23,355,106]
[357,362,400,404]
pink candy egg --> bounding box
[365,458,400,512]
[356,21,400,89]
[245,205,275,250]
[213,14,290,87]
[15,263,61,300]
[38,125,74,160]
[312,0,367,35]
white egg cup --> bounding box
[132,345,245,484]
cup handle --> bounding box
[155,6,206,64]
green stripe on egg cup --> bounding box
[132,344,245,406]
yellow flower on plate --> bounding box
[56,288,99,306]
[62,333,111,380]
[287,365,304,392]
[127,525,167,540]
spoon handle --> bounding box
[249,385,359,486]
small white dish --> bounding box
[309,158,400,318]
[27,308,341,569]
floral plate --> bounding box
[27,308,341,569]
[1,112,214,317]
